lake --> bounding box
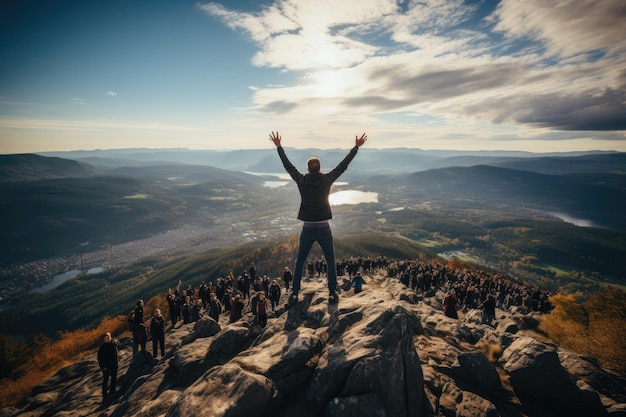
[29,269,81,293]
[262,180,289,188]
[29,266,105,294]
[329,190,378,206]
[250,172,378,205]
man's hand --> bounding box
[355,133,367,148]
[269,131,281,147]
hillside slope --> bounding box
[399,165,626,230]
[0,154,96,183]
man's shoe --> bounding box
[328,290,339,304]
[287,293,299,307]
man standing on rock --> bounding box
[150,308,166,358]
[97,332,119,400]
[269,131,368,306]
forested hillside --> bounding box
[0,154,96,183]
[0,234,430,336]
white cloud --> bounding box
[491,0,626,59]
[201,0,626,136]
[200,0,393,70]
[106,91,118,97]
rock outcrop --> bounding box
[3,274,625,417]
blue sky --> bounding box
[1,0,625,153]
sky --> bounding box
[1,0,625,154]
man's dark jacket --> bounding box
[98,341,119,369]
[277,146,358,222]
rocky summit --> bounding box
[3,274,625,417]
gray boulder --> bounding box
[306,303,425,417]
[205,321,260,366]
[451,351,501,395]
[559,351,626,404]
[501,336,607,417]
[439,381,499,417]
[496,319,518,334]
[167,363,277,417]
[193,316,221,338]
[165,337,213,387]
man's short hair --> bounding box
[307,157,321,173]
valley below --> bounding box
[1,207,299,301]
[1,149,625,305]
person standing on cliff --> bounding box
[352,272,366,294]
[269,131,368,306]
[150,308,166,358]
[283,266,293,291]
[443,290,459,319]
[97,332,119,400]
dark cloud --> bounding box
[489,88,626,131]
[360,61,626,132]
[343,95,414,110]
[262,100,299,114]
[363,62,527,106]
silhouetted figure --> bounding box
[150,308,166,358]
[97,332,119,400]
[269,130,367,306]
[283,266,293,291]
[352,272,366,294]
[444,291,459,319]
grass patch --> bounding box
[414,239,443,247]
[477,341,503,364]
[541,263,573,276]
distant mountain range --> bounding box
[34,147,625,176]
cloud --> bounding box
[0,117,202,132]
[202,0,626,136]
[491,0,626,59]
[106,91,118,97]
[502,89,626,131]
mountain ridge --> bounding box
[35,148,624,175]
[0,154,96,183]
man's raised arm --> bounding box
[269,131,302,180]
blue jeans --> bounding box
[292,223,336,295]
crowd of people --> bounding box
[161,263,286,330]
[386,258,554,321]
[99,255,553,401]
